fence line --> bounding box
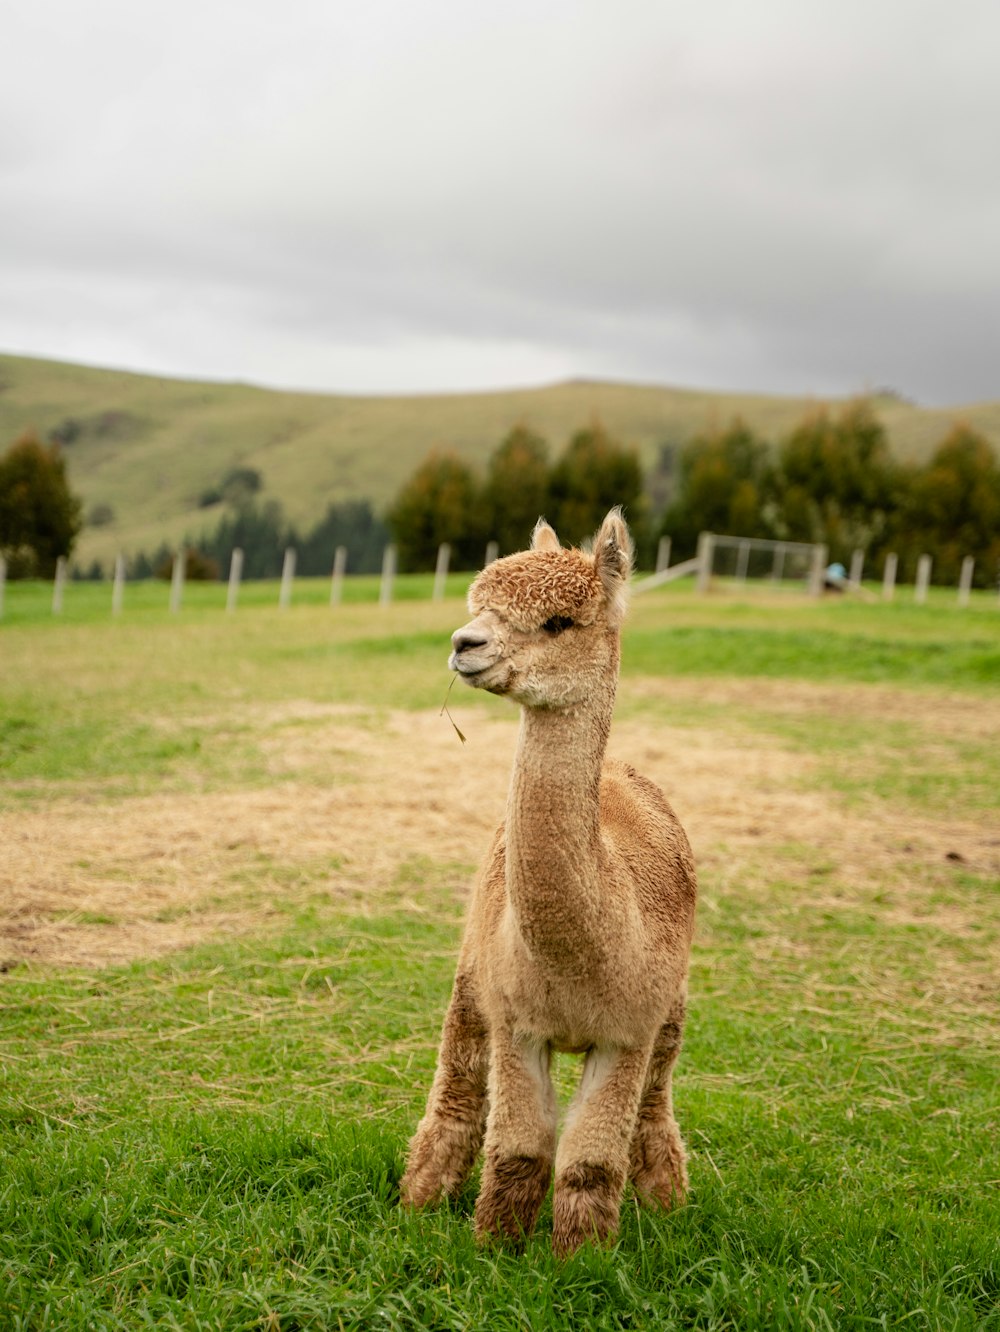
[279,547,296,609]
[915,554,932,605]
[169,548,185,613]
[379,544,397,606]
[226,548,243,613]
[958,556,975,608]
[432,543,450,602]
[882,553,898,601]
[112,553,126,616]
[330,545,347,606]
[52,556,67,614]
[7,534,996,620]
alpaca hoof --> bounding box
[631,1169,687,1211]
[551,1163,621,1257]
[400,1118,482,1209]
[399,1167,437,1210]
[629,1131,689,1211]
[473,1153,551,1248]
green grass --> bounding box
[1,585,998,1328]
[5,350,1000,571]
[2,888,997,1329]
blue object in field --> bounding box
[827,563,847,581]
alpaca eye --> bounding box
[541,616,574,634]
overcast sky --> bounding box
[3,0,998,404]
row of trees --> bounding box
[3,406,999,588]
[386,425,646,570]
[133,498,390,581]
[381,404,1000,587]
[137,423,644,580]
[661,403,1000,586]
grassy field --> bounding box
[1,580,998,1329]
[4,350,1000,571]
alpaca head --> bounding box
[449,508,634,708]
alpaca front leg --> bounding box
[474,1026,557,1247]
[400,971,489,1208]
[552,1044,649,1256]
[629,1011,689,1209]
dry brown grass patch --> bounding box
[2,683,997,985]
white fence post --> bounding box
[881,553,897,602]
[695,531,714,595]
[330,545,347,606]
[808,544,828,598]
[279,547,296,609]
[849,549,865,587]
[52,556,67,614]
[112,553,126,616]
[736,539,751,584]
[485,540,499,567]
[226,547,243,613]
[656,536,672,574]
[433,543,450,601]
[0,554,6,619]
[958,556,974,608]
[915,554,932,605]
[380,544,397,606]
[170,548,185,613]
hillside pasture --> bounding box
[1,584,998,1329]
[4,351,1000,572]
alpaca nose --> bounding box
[451,626,490,656]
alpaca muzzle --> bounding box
[449,624,496,676]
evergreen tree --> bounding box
[896,425,1000,586]
[196,498,295,579]
[297,500,389,575]
[0,430,83,577]
[548,424,646,552]
[483,426,551,555]
[660,419,773,559]
[773,402,899,561]
[386,451,487,571]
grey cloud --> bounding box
[2,0,999,402]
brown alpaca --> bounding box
[400,509,696,1255]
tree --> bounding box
[483,426,551,555]
[196,497,294,579]
[386,451,487,571]
[0,430,83,577]
[896,425,1000,586]
[660,419,773,558]
[772,401,899,561]
[155,549,220,581]
[221,466,263,506]
[297,500,389,575]
[548,424,647,552]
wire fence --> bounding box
[0,534,995,620]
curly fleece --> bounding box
[468,549,603,631]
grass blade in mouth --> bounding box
[440,672,467,744]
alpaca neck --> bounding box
[504,668,617,960]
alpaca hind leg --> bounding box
[629,1011,689,1208]
[552,1043,650,1256]
[400,971,489,1208]
[474,1025,556,1248]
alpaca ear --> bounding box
[593,507,633,623]
[531,517,561,552]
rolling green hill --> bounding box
[2,352,998,569]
